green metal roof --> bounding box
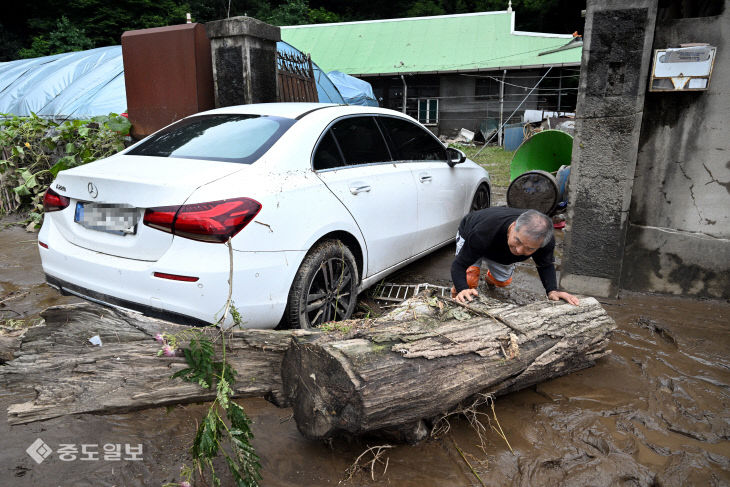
[281,11,582,76]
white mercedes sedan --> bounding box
[38,103,491,329]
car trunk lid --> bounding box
[51,155,243,261]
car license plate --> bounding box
[74,202,138,235]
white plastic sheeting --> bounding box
[0,42,344,120]
[0,46,125,120]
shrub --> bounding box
[0,112,130,225]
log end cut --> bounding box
[282,337,367,439]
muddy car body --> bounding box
[38,103,491,328]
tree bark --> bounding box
[2,294,615,441]
[1,302,313,425]
[281,294,615,442]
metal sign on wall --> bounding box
[649,45,716,92]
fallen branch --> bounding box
[341,444,394,484]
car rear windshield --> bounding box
[127,114,296,164]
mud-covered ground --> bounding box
[1,222,728,487]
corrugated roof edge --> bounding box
[282,10,574,39]
[351,62,581,78]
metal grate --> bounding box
[373,282,451,304]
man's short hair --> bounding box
[514,209,553,248]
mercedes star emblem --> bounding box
[87,182,98,199]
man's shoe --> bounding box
[466,266,480,289]
[484,270,512,287]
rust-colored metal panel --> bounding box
[276,51,318,103]
[122,23,214,139]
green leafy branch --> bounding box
[158,240,261,487]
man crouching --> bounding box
[451,207,579,305]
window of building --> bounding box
[417,99,438,125]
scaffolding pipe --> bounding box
[499,69,506,147]
[400,75,407,114]
[557,70,563,113]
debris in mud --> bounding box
[342,444,394,483]
[634,316,677,347]
[372,282,451,305]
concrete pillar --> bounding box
[205,16,281,108]
[559,0,659,297]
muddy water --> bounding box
[1,224,729,487]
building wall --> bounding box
[621,7,730,298]
[366,69,574,138]
[560,0,729,299]
[439,74,479,135]
[438,71,544,137]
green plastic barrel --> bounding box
[509,129,573,181]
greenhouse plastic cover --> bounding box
[327,70,378,106]
[0,42,343,120]
[277,41,344,105]
[0,46,126,119]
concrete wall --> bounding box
[560,0,659,297]
[561,0,729,300]
[621,9,730,298]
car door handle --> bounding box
[419,174,433,183]
[349,183,371,195]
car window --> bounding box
[378,116,447,161]
[312,131,344,170]
[127,114,295,164]
[330,116,391,166]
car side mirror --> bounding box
[446,147,467,167]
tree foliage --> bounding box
[18,16,94,59]
[2,0,585,61]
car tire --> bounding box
[470,183,491,213]
[286,240,359,329]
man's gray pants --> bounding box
[455,231,515,281]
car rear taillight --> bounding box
[143,197,262,243]
[153,272,199,282]
[43,188,71,212]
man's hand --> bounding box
[548,290,580,306]
[455,288,479,304]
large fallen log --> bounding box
[2,293,615,441]
[1,302,313,425]
[281,294,615,442]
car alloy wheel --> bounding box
[470,184,491,212]
[287,240,358,329]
